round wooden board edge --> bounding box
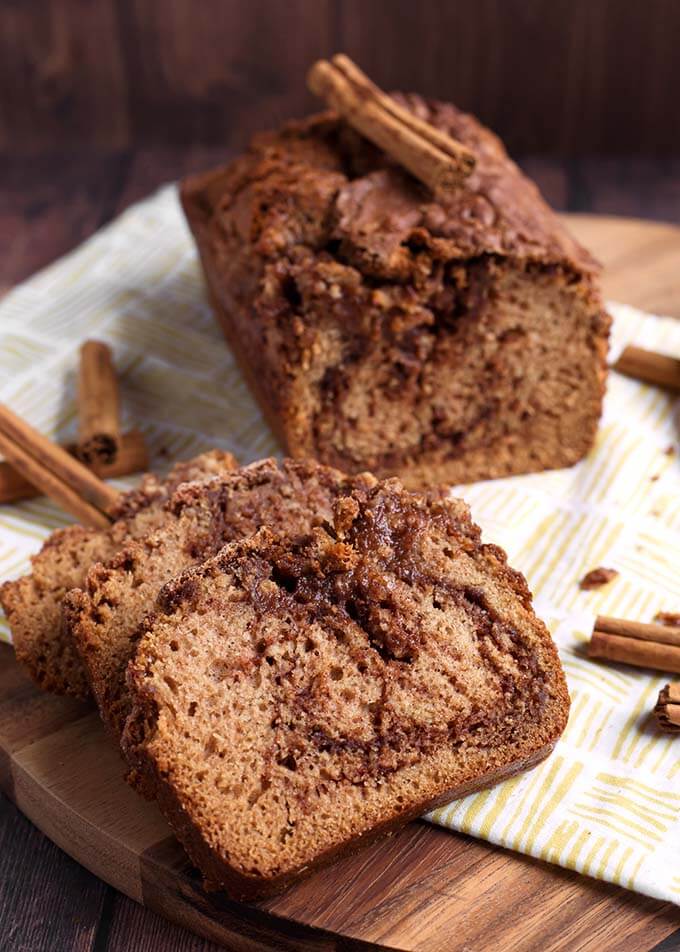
[561,212,680,319]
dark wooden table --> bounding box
[1,152,680,952]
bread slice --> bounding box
[0,451,236,698]
[67,458,376,742]
[122,479,569,899]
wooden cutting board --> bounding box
[2,214,680,952]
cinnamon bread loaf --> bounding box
[182,97,610,488]
[0,451,236,698]
[67,458,375,741]
[123,479,569,899]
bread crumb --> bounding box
[654,611,680,627]
[579,567,619,590]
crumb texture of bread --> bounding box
[0,450,237,697]
[123,480,569,898]
[182,97,610,487]
[68,458,376,741]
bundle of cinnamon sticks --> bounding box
[0,341,148,523]
[588,616,680,734]
[307,54,476,194]
[588,615,680,674]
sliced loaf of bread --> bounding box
[67,458,375,740]
[0,451,236,698]
[122,479,569,899]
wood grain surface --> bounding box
[570,214,680,318]
[2,0,680,155]
[1,185,680,949]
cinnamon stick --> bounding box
[595,615,680,647]
[588,616,680,674]
[613,345,680,392]
[0,429,148,504]
[589,631,680,674]
[0,403,119,526]
[331,54,476,174]
[0,427,110,527]
[307,55,476,194]
[654,683,680,733]
[654,611,680,627]
[77,340,122,464]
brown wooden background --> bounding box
[2,0,679,156]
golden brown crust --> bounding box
[184,100,599,274]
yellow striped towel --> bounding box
[0,185,678,904]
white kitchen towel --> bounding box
[0,185,678,904]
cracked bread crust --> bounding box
[123,480,569,899]
[67,458,377,743]
[182,96,610,487]
[0,450,237,698]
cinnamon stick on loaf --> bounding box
[307,54,475,193]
